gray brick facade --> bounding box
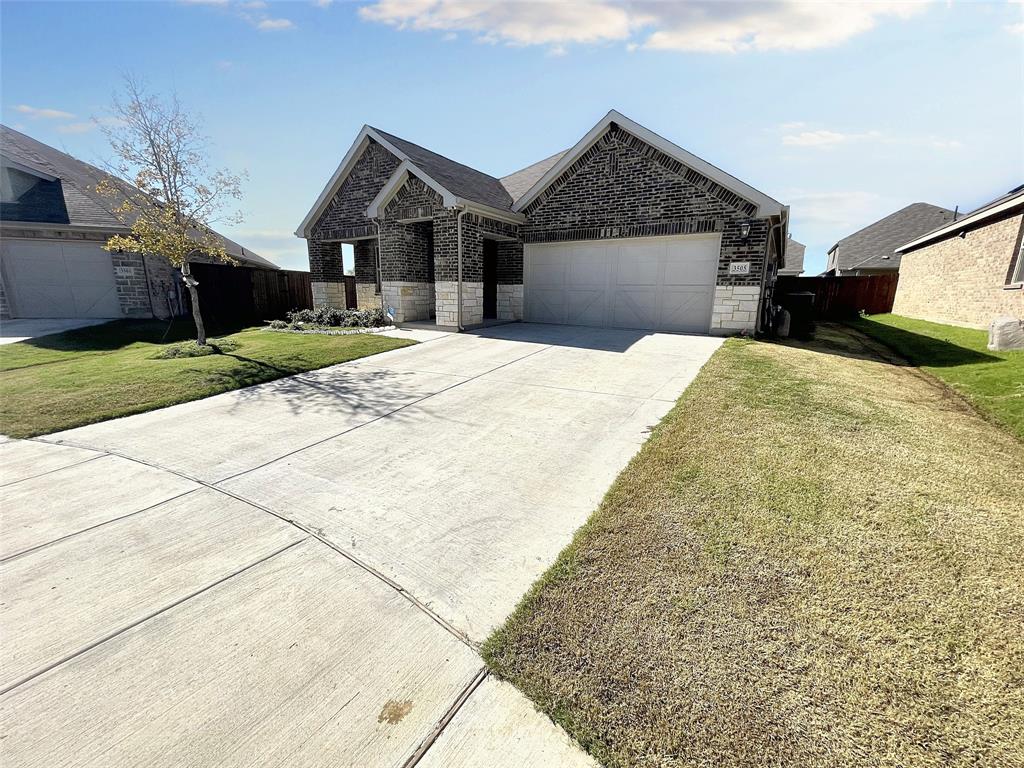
[301,118,783,334]
[521,125,768,289]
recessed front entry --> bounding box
[523,233,721,334]
[482,238,498,320]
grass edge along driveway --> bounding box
[483,324,1024,768]
[850,313,1023,442]
[0,320,415,438]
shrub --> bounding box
[285,306,389,329]
[268,319,288,329]
[153,338,240,359]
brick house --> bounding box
[824,202,955,276]
[892,185,1024,328]
[0,125,278,321]
[297,110,790,335]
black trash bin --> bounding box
[782,291,816,340]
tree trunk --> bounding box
[181,262,207,345]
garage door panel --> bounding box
[566,289,607,326]
[615,242,662,286]
[610,288,658,330]
[2,240,120,319]
[529,257,565,288]
[525,234,721,334]
[659,288,714,333]
[526,288,566,324]
[566,247,609,288]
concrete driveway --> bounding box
[0,323,722,766]
[0,318,114,345]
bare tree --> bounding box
[97,76,245,345]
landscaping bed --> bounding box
[850,313,1023,441]
[0,320,414,437]
[484,324,1024,768]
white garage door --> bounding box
[524,233,721,333]
[1,239,121,319]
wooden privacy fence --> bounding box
[774,273,900,319]
[189,262,313,326]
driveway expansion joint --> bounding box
[0,537,307,697]
[25,436,478,650]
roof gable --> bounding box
[511,110,784,218]
[0,125,277,269]
[371,129,512,212]
[830,203,955,270]
[297,125,519,237]
[366,160,456,218]
[896,186,1024,254]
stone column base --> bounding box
[381,281,433,322]
[355,283,379,311]
[497,284,524,321]
[435,281,484,327]
[311,281,347,309]
[710,284,760,335]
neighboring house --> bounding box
[297,110,789,336]
[0,125,278,321]
[825,203,955,276]
[892,185,1024,328]
[779,236,805,276]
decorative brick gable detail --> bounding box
[310,140,401,241]
[521,125,769,288]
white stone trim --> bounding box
[311,280,347,309]
[710,285,759,336]
[355,282,378,311]
[497,284,524,321]
[435,280,484,327]
[381,280,433,322]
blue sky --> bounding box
[2,0,1022,275]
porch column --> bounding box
[353,239,380,310]
[307,239,346,308]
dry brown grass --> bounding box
[484,325,1024,768]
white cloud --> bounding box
[181,0,295,32]
[257,17,295,30]
[56,122,94,135]
[782,129,883,147]
[641,1,927,53]
[357,0,930,53]
[1007,22,1024,35]
[15,105,75,120]
[780,125,962,151]
[359,0,635,47]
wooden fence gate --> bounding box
[189,262,313,327]
[774,274,899,319]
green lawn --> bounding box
[850,313,1023,441]
[484,325,1024,768]
[0,320,414,437]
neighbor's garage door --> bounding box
[0,239,121,318]
[524,233,720,333]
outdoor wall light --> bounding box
[739,221,752,241]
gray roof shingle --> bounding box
[829,202,955,272]
[500,151,567,203]
[372,128,514,211]
[0,125,277,269]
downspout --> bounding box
[758,207,788,335]
[373,217,386,313]
[456,206,468,331]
